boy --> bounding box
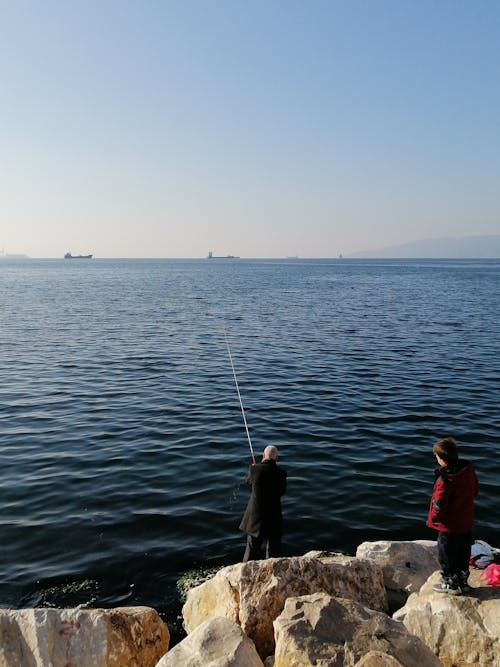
[427,437,479,594]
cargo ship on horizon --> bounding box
[64,252,93,259]
[207,251,239,259]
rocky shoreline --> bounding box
[1,540,499,666]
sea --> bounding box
[1,257,499,631]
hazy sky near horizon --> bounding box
[1,1,499,258]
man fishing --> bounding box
[239,445,287,561]
[223,330,287,560]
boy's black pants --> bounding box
[437,531,472,577]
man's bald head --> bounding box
[263,445,278,461]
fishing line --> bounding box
[223,327,256,465]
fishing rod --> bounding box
[223,327,256,465]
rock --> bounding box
[0,606,168,667]
[356,540,439,608]
[393,570,500,667]
[353,651,406,666]
[183,555,387,658]
[273,592,443,667]
[155,616,263,667]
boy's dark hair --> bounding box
[433,437,458,464]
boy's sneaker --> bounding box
[432,578,460,595]
[458,571,472,594]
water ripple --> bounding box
[0,258,499,617]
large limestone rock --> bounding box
[394,570,500,667]
[0,606,168,667]
[356,540,439,608]
[273,592,442,667]
[183,555,387,659]
[155,616,264,667]
[353,652,408,666]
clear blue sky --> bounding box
[1,0,499,257]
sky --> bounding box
[1,0,499,258]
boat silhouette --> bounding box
[64,252,93,259]
[207,251,239,259]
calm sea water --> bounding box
[1,258,499,625]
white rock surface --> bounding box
[183,555,387,658]
[156,616,264,666]
[356,540,439,607]
[273,592,442,667]
[0,606,169,667]
[394,570,500,667]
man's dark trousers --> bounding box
[243,532,282,562]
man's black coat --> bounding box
[239,459,287,538]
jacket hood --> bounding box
[436,459,473,481]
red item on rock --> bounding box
[481,563,500,587]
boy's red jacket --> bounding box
[427,460,478,533]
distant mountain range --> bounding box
[350,235,500,258]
